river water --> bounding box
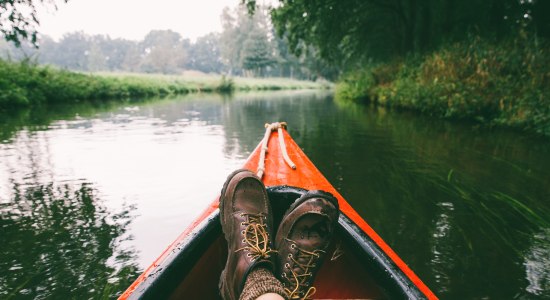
[1,91,549,299]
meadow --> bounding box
[0,60,330,110]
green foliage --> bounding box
[245,0,549,70]
[0,59,182,109]
[140,30,186,74]
[241,29,275,75]
[337,34,550,136]
[0,59,326,110]
[187,33,224,73]
[1,2,331,80]
[335,68,374,101]
[216,75,235,93]
[0,0,69,47]
[220,4,335,79]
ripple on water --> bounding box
[524,228,550,297]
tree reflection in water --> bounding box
[0,182,139,299]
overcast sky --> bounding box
[36,0,242,41]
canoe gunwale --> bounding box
[338,213,427,299]
[126,186,428,299]
[121,126,437,299]
[128,210,220,300]
[268,185,428,299]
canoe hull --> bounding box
[120,129,437,300]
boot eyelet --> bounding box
[241,230,245,234]
[285,263,290,268]
[288,254,292,258]
[291,244,296,249]
[240,222,245,226]
[242,239,246,243]
[246,253,251,257]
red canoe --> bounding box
[120,125,437,299]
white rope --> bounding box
[257,122,297,179]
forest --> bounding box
[0,6,332,80]
[242,0,549,135]
[1,0,550,135]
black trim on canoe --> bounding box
[128,210,221,300]
[338,213,426,299]
[127,186,427,299]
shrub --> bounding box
[216,75,235,93]
[336,33,550,136]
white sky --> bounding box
[36,0,241,41]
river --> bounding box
[1,91,549,299]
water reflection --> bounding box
[430,202,454,294]
[0,182,139,299]
[323,99,550,298]
[0,91,549,299]
[524,228,550,298]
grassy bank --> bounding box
[0,60,329,110]
[336,34,550,136]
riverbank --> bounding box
[0,59,330,110]
[336,35,550,137]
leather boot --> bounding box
[275,190,339,299]
[219,169,276,300]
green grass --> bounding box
[0,60,330,110]
[336,34,550,136]
[97,71,331,91]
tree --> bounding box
[86,39,106,71]
[243,0,549,69]
[55,31,90,70]
[101,37,136,71]
[220,5,278,76]
[532,0,550,39]
[186,33,225,73]
[0,0,69,47]
[220,6,248,75]
[140,30,186,74]
[241,28,274,76]
[121,43,141,72]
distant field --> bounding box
[96,71,332,91]
[0,58,331,110]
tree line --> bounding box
[244,0,550,69]
[0,5,335,80]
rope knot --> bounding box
[265,122,287,131]
[257,122,296,178]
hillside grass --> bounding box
[336,34,550,136]
[0,61,330,110]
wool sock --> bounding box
[239,267,287,300]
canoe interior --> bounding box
[130,186,425,299]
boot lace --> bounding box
[235,213,276,261]
[283,239,324,300]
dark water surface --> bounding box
[1,91,549,299]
